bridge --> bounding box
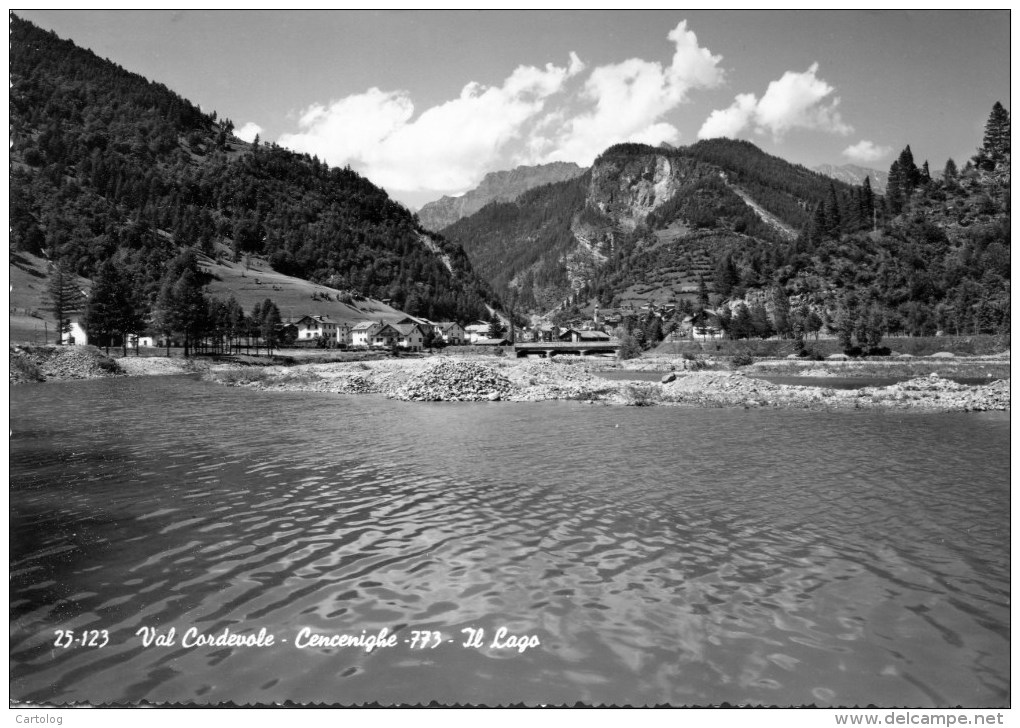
[513,341,621,358]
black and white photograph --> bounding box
[9,9,1011,711]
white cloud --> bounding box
[278,57,581,193]
[538,20,724,165]
[235,122,264,143]
[276,20,724,198]
[698,93,757,140]
[698,63,852,141]
[842,139,893,164]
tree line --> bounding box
[67,249,286,356]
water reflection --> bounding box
[10,376,1010,706]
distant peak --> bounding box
[417,162,587,232]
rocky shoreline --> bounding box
[9,345,212,383]
[10,346,1009,412]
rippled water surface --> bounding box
[10,375,1010,706]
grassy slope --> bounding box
[9,248,416,345]
[196,246,411,325]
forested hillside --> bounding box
[443,120,1010,343]
[9,14,495,337]
[440,175,592,311]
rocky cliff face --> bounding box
[586,152,706,231]
[558,151,710,291]
[418,162,586,231]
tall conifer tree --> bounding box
[44,261,84,344]
[975,101,1010,170]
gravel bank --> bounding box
[115,356,211,376]
[656,370,1009,412]
[205,355,1009,412]
[746,353,1010,379]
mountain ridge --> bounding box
[417,162,586,232]
[444,139,859,310]
[443,135,1009,341]
[813,163,888,193]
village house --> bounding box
[370,323,402,349]
[432,322,465,345]
[392,322,425,351]
[688,310,723,339]
[128,333,157,348]
[559,328,612,343]
[295,315,341,344]
[528,324,561,342]
[351,321,383,347]
[464,322,491,343]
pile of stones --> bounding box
[11,345,122,383]
[393,359,514,401]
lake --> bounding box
[9,375,1010,706]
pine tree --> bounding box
[250,301,264,354]
[808,203,827,246]
[44,261,84,344]
[153,277,178,356]
[171,269,208,357]
[824,183,842,238]
[835,293,859,351]
[260,299,281,355]
[750,300,773,339]
[886,160,904,215]
[897,145,920,191]
[975,101,1010,170]
[861,176,875,230]
[920,160,932,185]
[153,252,208,357]
[643,314,663,348]
[857,304,885,351]
[770,287,791,337]
[844,188,862,233]
[487,314,506,340]
[83,261,124,354]
[714,254,739,298]
[730,303,753,340]
[943,158,958,182]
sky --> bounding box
[16,9,1012,209]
